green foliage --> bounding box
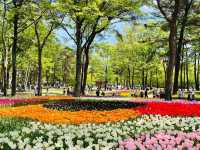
[0,117,30,133]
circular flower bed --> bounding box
[43,101,143,111]
[0,105,140,124]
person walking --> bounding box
[140,89,144,98]
[178,88,182,99]
[181,89,184,99]
[46,86,49,96]
[192,88,195,100]
[96,88,100,97]
[34,85,38,96]
[153,88,157,98]
[188,87,193,101]
[134,89,138,97]
[144,88,148,98]
[63,88,66,96]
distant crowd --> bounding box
[7,82,197,101]
[94,86,196,101]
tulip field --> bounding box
[0,97,200,149]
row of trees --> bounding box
[0,0,199,100]
[87,0,200,101]
[0,0,75,96]
[0,0,143,96]
[88,24,199,92]
[156,0,200,100]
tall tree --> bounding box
[1,0,10,96]
[59,0,142,96]
[173,0,193,94]
[156,0,181,100]
[32,1,60,95]
[11,0,24,96]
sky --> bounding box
[55,5,158,48]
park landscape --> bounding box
[0,0,200,149]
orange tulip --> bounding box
[0,105,140,124]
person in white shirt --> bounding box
[192,88,195,100]
[181,89,184,99]
[188,87,193,101]
[34,85,38,96]
[178,89,182,99]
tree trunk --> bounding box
[116,77,119,87]
[149,71,152,88]
[24,66,30,91]
[81,50,89,95]
[186,51,189,90]
[7,68,10,89]
[74,18,83,97]
[2,51,7,96]
[184,61,186,89]
[63,57,67,86]
[74,48,82,96]
[197,53,200,90]
[11,13,19,96]
[104,65,108,90]
[1,0,7,96]
[53,64,56,86]
[145,71,148,88]
[180,51,183,89]
[163,63,167,87]
[165,22,177,100]
[80,54,85,92]
[142,68,145,89]
[128,66,131,88]
[194,52,198,90]
[156,68,159,88]
[37,47,42,96]
[173,0,192,94]
[131,67,134,88]
[46,70,49,86]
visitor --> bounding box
[192,88,195,100]
[145,88,148,98]
[188,87,193,101]
[46,86,49,96]
[178,88,182,99]
[101,90,105,96]
[159,89,165,99]
[134,89,138,97]
[112,92,116,96]
[181,89,184,99]
[63,88,66,96]
[67,88,70,95]
[96,88,100,97]
[153,88,157,98]
[140,89,144,98]
[34,85,38,96]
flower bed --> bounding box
[0,96,74,107]
[118,131,200,150]
[135,101,200,117]
[0,115,199,149]
[1,99,200,149]
[43,101,143,111]
[0,105,140,124]
[0,99,28,106]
